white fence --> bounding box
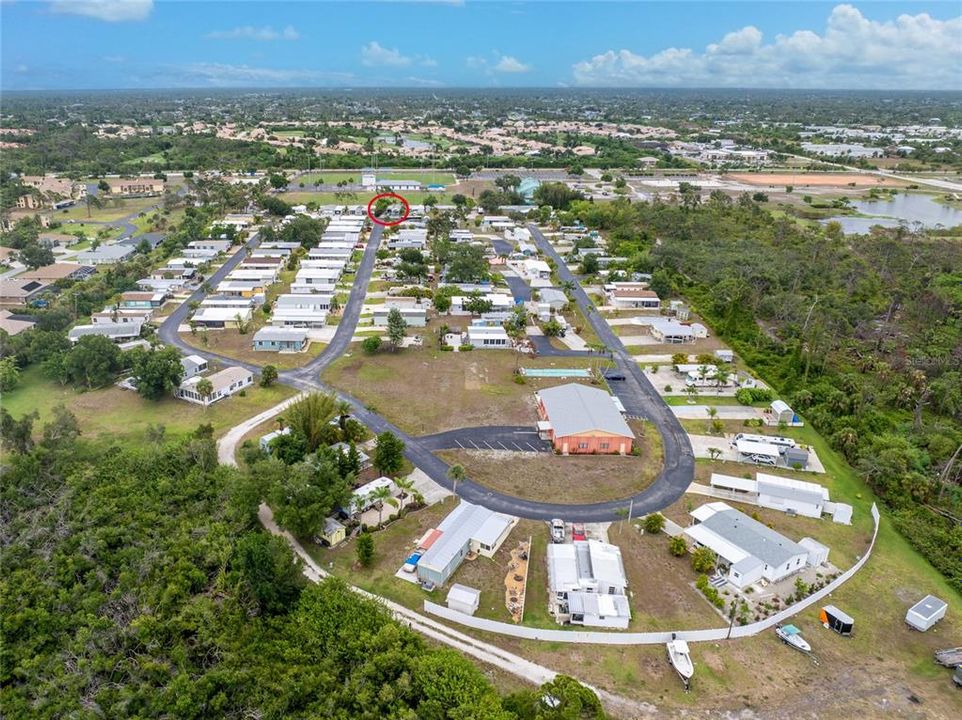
[424,503,880,645]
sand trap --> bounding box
[727,173,905,188]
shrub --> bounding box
[664,385,673,393]
[458,344,474,351]
[669,536,688,557]
[643,513,666,534]
[439,345,453,352]
[513,375,526,385]
[691,546,717,574]
[362,336,383,354]
[735,387,775,405]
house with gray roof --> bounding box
[536,383,633,455]
[416,501,516,587]
[684,502,813,589]
[74,244,135,265]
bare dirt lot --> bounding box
[727,172,907,188]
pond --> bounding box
[822,193,962,234]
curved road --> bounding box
[159,221,695,522]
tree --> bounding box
[362,335,382,354]
[283,392,338,453]
[691,546,717,574]
[269,173,288,189]
[535,675,605,719]
[270,458,351,538]
[394,474,415,511]
[707,447,723,462]
[542,318,564,337]
[18,242,55,270]
[261,364,278,387]
[685,384,698,403]
[97,179,111,193]
[234,531,303,616]
[643,513,666,534]
[669,536,688,557]
[579,253,599,275]
[0,357,20,391]
[370,484,398,526]
[374,431,405,475]
[195,377,214,406]
[129,345,183,400]
[356,531,375,567]
[447,463,466,495]
[270,431,308,465]
[0,408,37,454]
[445,243,488,283]
[386,307,407,349]
[62,335,123,389]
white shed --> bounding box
[446,584,481,616]
[905,595,948,632]
[798,537,830,567]
[770,400,795,424]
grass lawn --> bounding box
[278,191,445,206]
[436,420,663,505]
[3,365,296,442]
[57,196,160,223]
[322,347,603,435]
[60,224,124,243]
[179,329,326,370]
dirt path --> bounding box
[216,392,307,465]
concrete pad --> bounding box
[687,434,826,473]
[557,332,589,351]
[619,335,659,346]
[407,467,453,505]
[671,405,763,420]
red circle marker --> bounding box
[367,192,410,226]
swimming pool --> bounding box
[520,368,592,378]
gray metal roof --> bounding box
[537,383,633,439]
[253,327,308,343]
[909,594,947,619]
[701,507,807,569]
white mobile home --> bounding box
[176,367,253,406]
[756,473,828,519]
[465,325,510,349]
[373,306,427,327]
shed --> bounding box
[770,400,796,424]
[798,537,830,567]
[832,503,853,525]
[820,605,854,636]
[317,517,347,547]
[714,348,734,363]
[905,595,947,632]
[783,447,810,469]
[446,584,481,616]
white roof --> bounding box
[193,307,252,322]
[419,501,513,573]
[832,503,853,524]
[685,522,750,565]
[467,325,509,337]
[909,594,947,619]
[756,473,829,502]
[770,399,792,415]
[735,439,781,457]
[710,473,757,493]
[447,584,481,606]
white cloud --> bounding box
[207,25,300,42]
[361,41,412,67]
[175,63,354,87]
[494,55,530,73]
[467,53,531,74]
[49,0,153,22]
[571,4,962,89]
[405,76,444,87]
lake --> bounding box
[377,134,433,151]
[822,194,962,234]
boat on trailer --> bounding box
[776,624,812,654]
[666,633,694,690]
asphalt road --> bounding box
[156,219,695,521]
[417,426,550,452]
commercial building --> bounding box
[104,178,166,197]
[416,502,516,587]
[536,383,633,455]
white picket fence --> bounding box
[424,504,880,645]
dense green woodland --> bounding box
[0,421,604,719]
[565,195,962,587]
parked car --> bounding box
[605,371,626,381]
[550,519,565,543]
[571,523,586,541]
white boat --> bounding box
[775,624,812,653]
[666,634,694,688]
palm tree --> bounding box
[196,378,214,409]
[284,391,338,452]
[335,399,352,432]
[394,476,415,512]
[447,464,466,497]
[685,384,698,404]
[706,406,718,432]
[370,485,398,527]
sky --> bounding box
[1,1,960,91]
